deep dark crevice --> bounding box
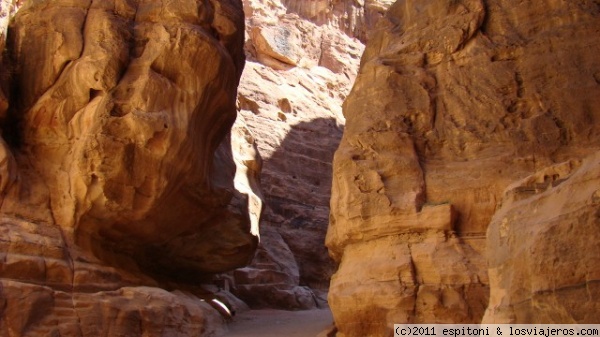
[0,109,22,149]
[2,31,23,150]
[479,1,491,38]
[89,89,102,100]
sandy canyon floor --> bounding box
[225,308,334,337]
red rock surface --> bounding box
[0,0,259,334]
[328,0,600,335]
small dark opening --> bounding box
[89,89,102,100]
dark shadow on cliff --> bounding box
[230,116,344,309]
[262,116,344,288]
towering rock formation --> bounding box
[328,0,600,335]
[231,0,397,310]
[0,0,260,335]
[230,0,383,309]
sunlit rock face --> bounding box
[484,152,600,323]
[229,0,376,309]
[282,0,394,41]
[328,0,600,335]
[0,0,260,334]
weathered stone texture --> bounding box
[0,0,259,334]
[230,0,367,309]
[282,0,394,41]
[484,152,600,323]
[328,0,600,335]
[6,0,255,276]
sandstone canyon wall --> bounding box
[484,151,600,323]
[229,0,393,309]
[328,0,600,335]
[0,0,261,335]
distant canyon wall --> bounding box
[0,0,260,335]
[281,0,395,41]
[328,0,600,335]
[230,0,390,309]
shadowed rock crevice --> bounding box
[230,117,343,309]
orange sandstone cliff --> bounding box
[328,0,600,335]
[0,0,261,335]
[1,0,599,334]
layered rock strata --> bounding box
[0,0,260,334]
[328,0,600,335]
[230,0,370,309]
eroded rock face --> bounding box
[0,0,259,334]
[7,0,253,277]
[229,0,370,309]
[328,0,600,335]
[484,152,600,323]
[282,0,394,41]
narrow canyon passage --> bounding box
[219,1,379,334]
[226,0,374,313]
[1,0,599,335]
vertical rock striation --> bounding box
[0,0,260,334]
[328,0,600,335]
